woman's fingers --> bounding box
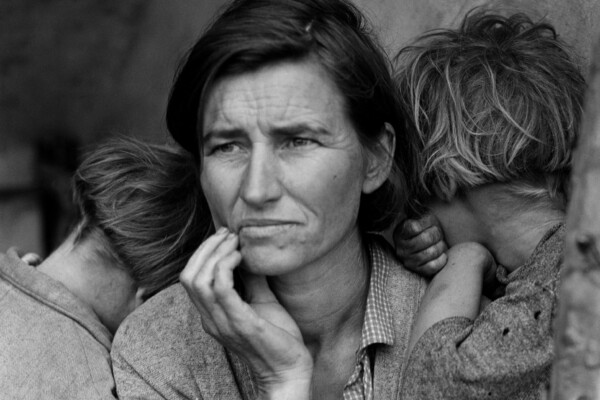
[213,250,250,325]
[180,227,229,283]
[241,270,278,304]
[180,229,242,335]
[180,231,312,390]
[181,231,238,296]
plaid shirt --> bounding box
[342,242,394,400]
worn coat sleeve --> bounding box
[111,305,204,400]
[400,225,564,400]
[111,284,253,400]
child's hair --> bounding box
[72,137,212,299]
[394,10,585,209]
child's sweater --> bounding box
[400,224,564,400]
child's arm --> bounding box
[407,242,496,355]
[401,228,563,400]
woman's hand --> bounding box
[394,214,448,277]
[179,228,313,400]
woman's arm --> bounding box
[179,228,313,400]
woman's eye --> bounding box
[286,137,316,148]
[211,142,239,154]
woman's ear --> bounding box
[362,122,395,194]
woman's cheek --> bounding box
[201,175,232,229]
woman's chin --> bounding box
[240,246,303,276]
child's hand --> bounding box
[7,247,43,266]
[394,214,447,277]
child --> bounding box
[393,10,585,399]
[0,137,210,399]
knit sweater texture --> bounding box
[0,248,116,400]
[400,224,565,400]
[111,237,427,400]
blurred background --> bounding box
[2,0,599,257]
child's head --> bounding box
[394,10,585,209]
[72,137,211,300]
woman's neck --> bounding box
[268,228,369,349]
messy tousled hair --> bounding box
[72,137,211,299]
[394,10,585,210]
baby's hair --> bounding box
[394,10,585,208]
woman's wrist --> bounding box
[259,377,312,400]
[257,362,313,400]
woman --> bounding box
[110,0,426,399]
[0,137,208,399]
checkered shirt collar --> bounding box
[358,238,394,351]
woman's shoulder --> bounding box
[367,233,427,324]
[111,283,251,399]
[124,282,190,323]
[367,234,428,291]
[112,283,214,356]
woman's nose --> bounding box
[240,146,282,206]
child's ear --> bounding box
[362,122,395,194]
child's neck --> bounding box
[37,235,140,333]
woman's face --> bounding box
[200,60,388,275]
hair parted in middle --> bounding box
[72,137,212,299]
[166,0,419,230]
[394,10,585,209]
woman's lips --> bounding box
[238,221,298,239]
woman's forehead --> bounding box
[201,60,349,136]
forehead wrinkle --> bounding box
[263,88,344,139]
[204,81,259,134]
[204,61,349,141]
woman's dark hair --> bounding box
[73,137,212,299]
[167,0,418,230]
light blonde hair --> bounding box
[394,10,585,210]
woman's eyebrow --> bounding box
[271,123,331,137]
[203,128,245,141]
[203,124,332,141]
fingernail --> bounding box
[217,227,228,234]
